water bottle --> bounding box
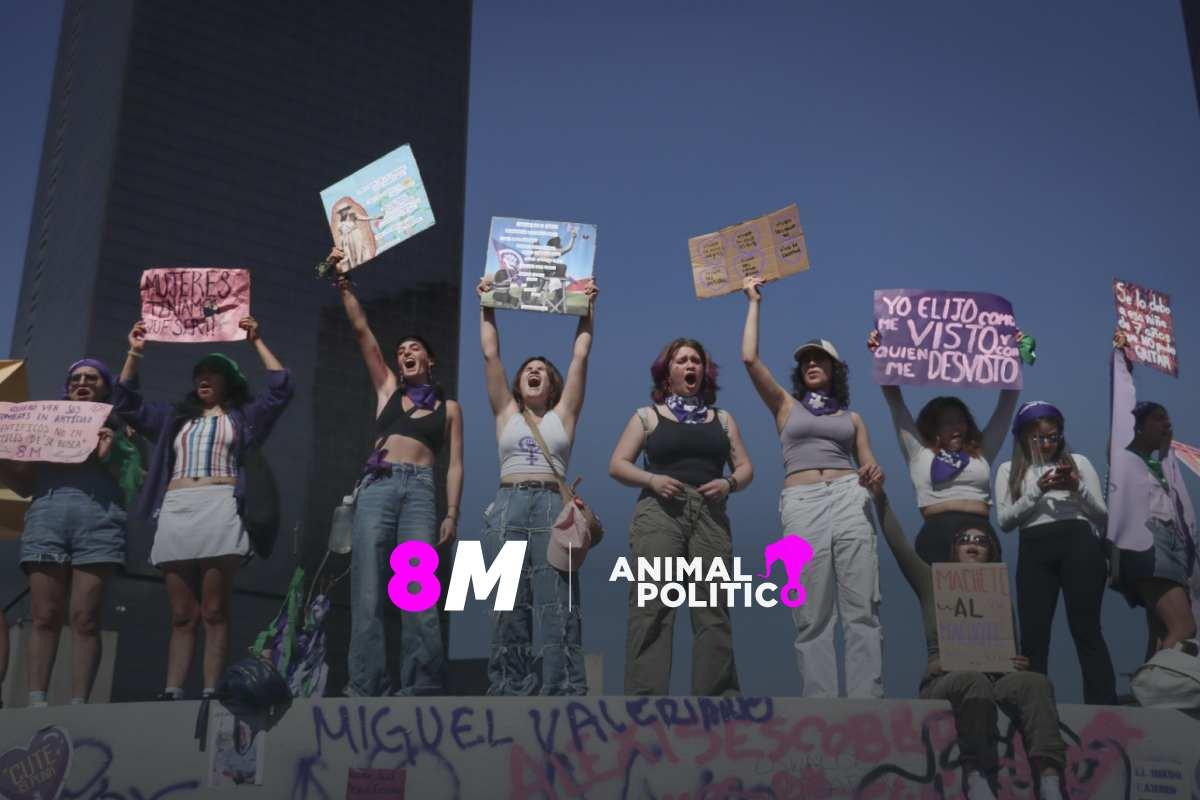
[328,495,355,554]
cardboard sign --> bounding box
[873,289,1023,389]
[346,768,407,800]
[320,144,435,271]
[0,401,112,464]
[687,204,809,299]
[140,268,250,343]
[1114,279,1177,377]
[932,562,1016,672]
[481,217,597,316]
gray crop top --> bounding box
[780,402,856,474]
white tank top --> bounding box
[499,410,572,478]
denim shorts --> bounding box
[1118,518,1196,603]
[21,487,127,569]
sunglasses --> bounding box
[68,374,102,385]
[954,532,991,547]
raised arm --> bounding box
[556,282,598,431]
[439,400,464,546]
[741,277,792,426]
[477,278,517,419]
[868,329,924,460]
[120,321,146,384]
[239,317,283,371]
[331,250,396,405]
[112,321,170,439]
[981,389,1021,462]
[1110,331,1136,449]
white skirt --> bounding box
[151,484,250,566]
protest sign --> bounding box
[140,268,250,343]
[481,217,597,316]
[346,768,407,800]
[0,401,112,464]
[932,562,1016,672]
[0,361,29,538]
[1114,279,1177,377]
[320,144,435,271]
[872,289,1022,389]
[687,204,809,299]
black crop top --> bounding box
[375,391,446,453]
[643,408,730,488]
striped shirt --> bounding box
[171,415,237,480]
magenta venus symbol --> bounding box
[760,536,814,607]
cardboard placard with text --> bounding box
[1114,279,1177,377]
[688,204,809,298]
[873,289,1023,389]
[346,768,407,800]
[0,401,112,464]
[140,268,250,343]
[480,217,597,316]
[320,144,435,271]
[933,562,1016,672]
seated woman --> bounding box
[867,475,1066,800]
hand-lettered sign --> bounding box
[0,401,112,463]
[347,768,407,800]
[0,726,73,800]
[932,562,1016,672]
[320,144,435,271]
[1114,279,1177,377]
[873,289,1022,389]
[688,204,810,299]
[481,217,597,317]
[140,268,250,343]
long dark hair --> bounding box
[791,357,850,407]
[511,355,564,411]
[650,338,720,405]
[1009,416,1078,501]
[396,334,446,401]
[916,396,982,456]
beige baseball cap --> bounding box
[793,339,841,362]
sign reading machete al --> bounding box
[932,562,1017,672]
[140,268,250,343]
[1114,279,1177,377]
[688,204,809,299]
[873,289,1023,389]
[0,401,112,463]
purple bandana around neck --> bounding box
[665,393,709,424]
[802,391,840,416]
[404,384,438,411]
[931,449,970,483]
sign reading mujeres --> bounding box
[140,268,250,343]
[873,289,1022,389]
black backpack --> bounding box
[241,447,280,558]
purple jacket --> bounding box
[1105,350,1196,552]
[111,370,294,529]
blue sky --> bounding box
[3,2,1199,702]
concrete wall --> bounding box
[0,696,1195,799]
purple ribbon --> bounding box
[405,384,438,411]
[665,393,709,424]
[363,448,393,479]
[802,391,840,416]
[931,449,970,483]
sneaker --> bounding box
[154,691,179,701]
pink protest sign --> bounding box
[1114,279,1177,376]
[0,401,112,463]
[140,268,250,343]
[346,768,406,800]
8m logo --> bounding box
[388,541,528,612]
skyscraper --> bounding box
[6,0,471,699]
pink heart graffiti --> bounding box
[760,536,814,608]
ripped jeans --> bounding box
[482,485,586,695]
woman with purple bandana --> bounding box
[995,400,1116,704]
[475,275,597,696]
[610,337,754,695]
[1107,331,1198,658]
[866,329,1029,565]
[0,358,141,707]
[741,277,884,699]
[328,248,463,696]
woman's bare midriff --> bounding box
[499,471,560,484]
[167,476,236,491]
[785,467,856,487]
[921,499,990,518]
[376,433,437,467]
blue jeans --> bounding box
[347,463,445,696]
[483,486,586,695]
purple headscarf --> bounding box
[63,358,113,400]
[1011,400,1062,437]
